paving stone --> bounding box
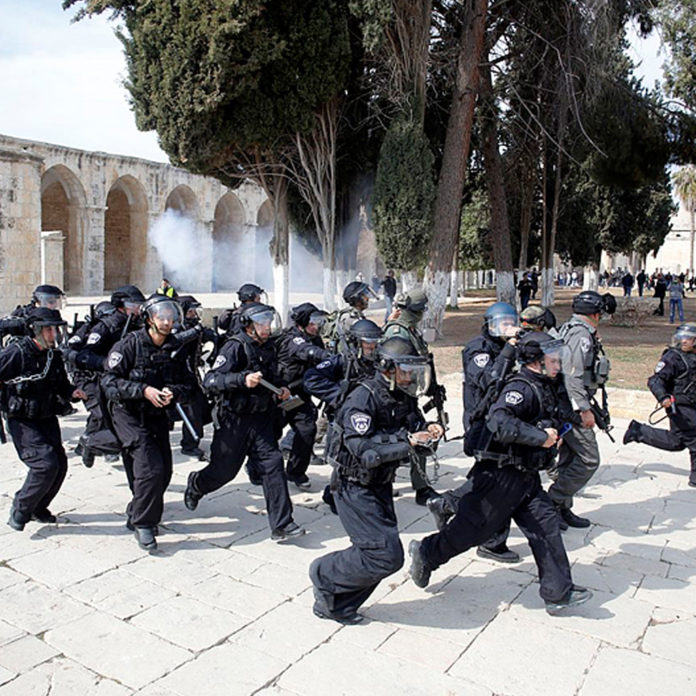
[0,581,93,634]
[130,595,247,651]
[124,553,218,593]
[0,620,24,648]
[569,559,641,596]
[278,640,491,696]
[65,568,177,620]
[0,657,131,696]
[230,601,338,663]
[0,531,47,564]
[0,568,24,592]
[44,612,191,690]
[155,642,288,696]
[0,635,59,673]
[634,574,696,614]
[209,549,268,580]
[642,612,696,667]
[448,612,599,696]
[329,620,398,651]
[597,549,670,578]
[665,562,696,587]
[185,573,285,620]
[578,646,696,696]
[243,561,313,598]
[377,627,466,672]
[0,667,16,689]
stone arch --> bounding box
[104,175,149,291]
[212,192,248,291]
[41,164,86,293]
[165,184,200,219]
[160,184,202,290]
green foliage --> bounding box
[673,164,696,212]
[348,0,392,52]
[656,1,696,108]
[458,188,493,271]
[373,118,435,269]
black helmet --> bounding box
[237,283,264,303]
[572,290,617,316]
[343,281,371,307]
[519,305,556,331]
[290,302,327,329]
[95,301,117,319]
[26,307,67,329]
[140,295,182,325]
[484,302,517,337]
[394,288,428,313]
[518,333,565,372]
[674,323,696,341]
[376,337,431,396]
[32,284,65,309]
[239,302,282,341]
[111,285,145,309]
[349,319,382,342]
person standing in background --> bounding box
[380,270,397,323]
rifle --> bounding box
[589,387,615,442]
[422,353,453,441]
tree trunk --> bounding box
[269,178,290,323]
[401,270,418,293]
[583,263,598,291]
[448,250,459,309]
[518,166,534,270]
[690,209,695,276]
[480,61,515,305]
[423,0,488,335]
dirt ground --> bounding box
[430,286,693,391]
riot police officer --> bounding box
[431,302,521,563]
[0,285,66,341]
[624,322,696,487]
[218,283,265,337]
[550,290,615,528]
[408,333,592,615]
[309,337,442,624]
[519,305,558,336]
[276,303,331,488]
[383,288,442,505]
[184,303,305,541]
[102,295,195,552]
[65,285,145,468]
[1,308,85,531]
[322,281,373,353]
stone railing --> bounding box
[608,296,658,328]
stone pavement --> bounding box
[0,391,695,696]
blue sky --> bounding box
[0,2,666,165]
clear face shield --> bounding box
[550,343,572,379]
[33,323,67,349]
[123,300,143,316]
[185,306,203,326]
[673,325,696,351]
[487,313,518,338]
[248,309,282,342]
[394,358,431,397]
[359,337,380,360]
[35,292,65,311]
[305,311,327,336]
[146,301,182,335]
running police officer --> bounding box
[550,290,615,529]
[429,302,521,563]
[383,288,442,505]
[184,303,306,541]
[2,308,86,531]
[0,285,66,342]
[65,285,145,468]
[309,337,442,624]
[175,295,215,459]
[218,283,265,337]
[624,322,696,487]
[276,303,331,489]
[102,295,194,552]
[408,333,593,615]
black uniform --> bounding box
[276,326,331,483]
[67,310,132,455]
[0,338,75,523]
[416,367,574,603]
[309,373,424,618]
[102,328,194,529]
[629,347,696,485]
[188,332,296,532]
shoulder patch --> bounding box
[655,360,665,373]
[350,412,372,435]
[317,359,331,369]
[292,336,306,345]
[580,336,592,354]
[212,355,227,370]
[68,335,82,345]
[504,390,524,406]
[473,353,490,368]
[86,332,101,346]
[107,352,123,369]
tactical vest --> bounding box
[383,320,428,355]
[670,348,696,405]
[559,317,610,390]
[2,338,72,420]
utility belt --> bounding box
[335,430,412,487]
[5,393,72,420]
[478,447,554,473]
[218,391,275,417]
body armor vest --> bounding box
[221,335,276,415]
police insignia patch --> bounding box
[351,413,372,435]
[473,353,490,368]
[292,336,306,345]
[107,352,123,369]
[317,360,331,369]
[580,337,591,354]
[655,361,665,373]
[86,332,100,346]
[212,355,226,370]
[505,390,523,405]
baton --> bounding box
[175,402,198,441]
[257,377,304,411]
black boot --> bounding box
[134,526,157,552]
[545,585,593,615]
[408,540,432,588]
[558,505,591,528]
[32,509,57,524]
[476,544,521,563]
[184,471,203,511]
[7,506,26,532]
[623,419,642,445]
[426,496,453,531]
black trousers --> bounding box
[420,463,572,603]
[180,386,209,450]
[635,406,696,481]
[310,480,403,616]
[9,416,68,522]
[80,380,121,454]
[111,405,173,528]
[283,399,318,482]
[194,411,293,531]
